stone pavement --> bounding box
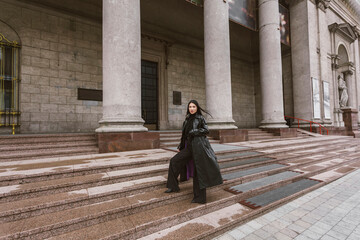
[215,168,360,240]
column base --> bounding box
[209,129,247,143]
[207,120,238,130]
[342,108,360,138]
[96,119,148,133]
[265,128,297,138]
[259,120,288,129]
[97,132,160,153]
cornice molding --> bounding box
[329,0,360,27]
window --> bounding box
[0,33,20,133]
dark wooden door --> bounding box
[141,60,158,130]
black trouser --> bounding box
[166,147,206,201]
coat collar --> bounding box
[186,113,202,119]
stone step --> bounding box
[222,164,287,181]
[0,141,97,152]
[0,137,353,188]
[0,176,170,223]
[218,139,355,170]
[0,133,99,162]
[0,133,96,145]
[159,136,181,141]
[230,135,350,152]
[222,145,359,186]
[0,136,357,239]
[248,136,280,141]
[140,179,320,240]
[1,154,358,240]
[160,139,219,147]
[0,138,355,206]
[140,157,360,239]
[1,143,358,225]
[0,146,99,161]
[0,150,273,201]
[0,164,169,202]
[227,171,302,194]
[159,132,182,137]
[0,149,175,186]
[246,128,267,132]
[5,149,358,240]
[159,142,179,147]
[22,189,234,240]
[138,203,250,240]
[296,128,322,137]
[239,178,321,209]
[247,131,276,136]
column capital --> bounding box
[342,70,354,76]
[316,0,331,12]
[331,54,340,70]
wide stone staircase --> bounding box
[0,133,99,161]
[0,135,359,239]
[247,128,280,141]
[159,128,285,148]
[159,131,219,148]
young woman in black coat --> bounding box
[165,100,223,204]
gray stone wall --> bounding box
[231,58,257,128]
[282,52,294,118]
[167,44,206,129]
[254,63,262,126]
[166,44,258,129]
[1,0,102,133]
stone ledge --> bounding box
[209,129,248,143]
[97,132,160,153]
[264,128,298,138]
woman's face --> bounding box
[188,103,198,115]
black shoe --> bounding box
[191,198,206,204]
[164,188,179,193]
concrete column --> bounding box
[204,0,237,130]
[343,70,353,108]
[96,0,147,132]
[317,6,331,123]
[258,0,287,128]
[354,38,360,125]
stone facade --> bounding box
[0,0,102,133]
[167,44,206,129]
[166,45,258,129]
[231,58,257,128]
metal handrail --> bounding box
[284,116,329,135]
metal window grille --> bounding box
[0,33,20,134]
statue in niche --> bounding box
[338,75,348,107]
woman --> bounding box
[165,100,223,204]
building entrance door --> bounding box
[141,60,158,130]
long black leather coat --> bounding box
[178,113,223,189]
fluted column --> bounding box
[204,0,237,130]
[96,0,147,132]
[258,0,287,128]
